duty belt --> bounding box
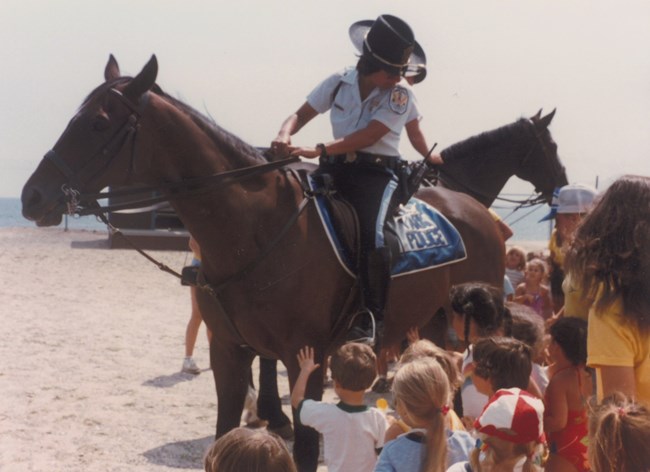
[321,152,403,170]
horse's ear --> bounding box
[104,54,120,82]
[123,55,158,100]
[538,108,557,129]
[531,109,543,121]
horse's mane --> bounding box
[441,118,531,164]
[89,78,266,165]
[151,85,267,165]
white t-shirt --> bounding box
[298,399,387,472]
[307,68,420,156]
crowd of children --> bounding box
[199,176,650,471]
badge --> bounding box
[389,86,409,115]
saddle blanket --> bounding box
[309,176,467,278]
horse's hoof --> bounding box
[269,423,294,440]
[372,377,391,393]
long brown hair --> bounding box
[589,393,650,472]
[566,175,650,332]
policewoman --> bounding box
[271,15,440,345]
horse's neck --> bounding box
[144,96,287,281]
[442,134,526,207]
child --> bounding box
[544,317,591,472]
[449,282,513,426]
[588,392,650,472]
[203,427,296,472]
[505,246,527,288]
[385,339,469,438]
[508,302,549,394]
[447,388,547,472]
[471,337,534,398]
[290,344,386,472]
[376,358,472,472]
[514,258,553,320]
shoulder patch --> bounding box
[389,86,409,115]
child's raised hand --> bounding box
[296,346,320,374]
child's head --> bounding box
[204,427,296,472]
[548,317,588,366]
[392,357,450,472]
[472,388,546,471]
[524,258,547,283]
[588,393,650,472]
[450,282,513,344]
[506,246,527,271]
[400,339,462,393]
[329,342,377,391]
[507,302,546,362]
[472,337,532,395]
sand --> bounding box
[0,227,547,471]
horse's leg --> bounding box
[211,341,255,438]
[286,355,323,472]
[257,357,293,436]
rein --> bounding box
[46,84,308,348]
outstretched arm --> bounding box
[271,102,319,158]
[405,118,443,165]
[290,346,321,409]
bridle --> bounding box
[46,87,146,208]
[45,87,299,218]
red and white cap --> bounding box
[475,387,545,444]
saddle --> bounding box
[302,170,467,278]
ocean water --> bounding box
[0,197,553,242]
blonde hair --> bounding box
[469,435,545,472]
[506,246,527,270]
[204,427,296,472]
[392,358,450,472]
[400,339,462,393]
[588,393,650,472]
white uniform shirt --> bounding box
[307,68,420,156]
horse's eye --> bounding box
[91,114,111,132]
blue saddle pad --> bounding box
[309,176,467,278]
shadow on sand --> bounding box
[142,370,209,389]
[142,435,214,469]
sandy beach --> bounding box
[0,227,547,471]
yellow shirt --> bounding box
[587,298,650,407]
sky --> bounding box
[1,0,649,199]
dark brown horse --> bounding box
[437,109,567,207]
[22,55,506,471]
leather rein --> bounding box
[44,86,307,348]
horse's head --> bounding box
[515,109,568,204]
[21,55,158,226]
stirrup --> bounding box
[345,309,377,346]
